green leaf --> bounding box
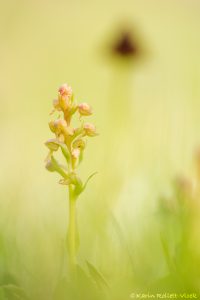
[83,172,98,192]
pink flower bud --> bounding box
[78,103,92,116]
[84,123,97,137]
[54,119,68,130]
[49,119,72,141]
[58,83,72,97]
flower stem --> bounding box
[68,184,77,270]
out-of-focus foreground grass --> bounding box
[1,0,200,299]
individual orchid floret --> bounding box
[53,98,62,111]
[78,103,92,116]
[45,159,55,172]
[84,123,97,137]
[45,138,60,151]
[49,120,57,133]
[45,156,68,178]
[72,148,81,159]
[58,83,73,98]
[54,119,67,132]
[49,119,74,141]
[72,139,86,150]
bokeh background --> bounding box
[1,0,200,299]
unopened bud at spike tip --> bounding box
[58,83,72,97]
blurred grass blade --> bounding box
[0,284,29,300]
[110,213,135,272]
[86,260,109,290]
[0,287,7,300]
[54,265,103,300]
[160,233,176,273]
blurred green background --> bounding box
[1,0,200,299]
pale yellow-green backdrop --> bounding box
[0,0,200,298]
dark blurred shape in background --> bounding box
[112,30,140,57]
[109,25,145,62]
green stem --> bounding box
[68,184,77,270]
